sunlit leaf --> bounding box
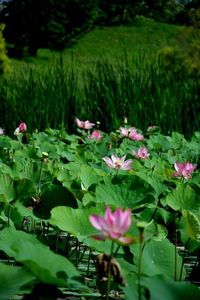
[166,183,199,212]
[50,205,104,241]
[0,174,15,203]
[96,176,155,208]
[184,210,200,242]
[79,164,100,190]
[130,238,186,280]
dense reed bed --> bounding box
[0,53,199,137]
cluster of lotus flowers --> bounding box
[0,119,197,180]
[0,119,198,247]
[0,122,27,136]
[119,126,144,141]
[76,118,197,179]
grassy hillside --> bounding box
[19,19,189,68]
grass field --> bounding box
[1,19,199,137]
[17,19,188,68]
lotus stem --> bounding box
[106,240,115,300]
[179,238,190,281]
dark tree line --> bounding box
[0,0,199,57]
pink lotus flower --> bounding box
[173,162,196,179]
[119,127,137,137]
[103,154,133,170]
[129,132,144,141]
[89,207,133,244]
[14,122,27,136]
[75,118,95,130]
[19,122,27,132]
[133,147,150,159]
[89,130,102,140]
[0,127,5,135]
[147,125,159,132]
[119,126,144,141]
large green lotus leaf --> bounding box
[144,275,200,300]
[0,135,12,147]
[12,146,38,161]
[0,162,13,177]
[82,192,96,206]
[166,183,199,212]
[170,132,187,149]
[32,132,56,144]
[134,170,166,199]
[50,205,105,241]
[0,262,36,299]
[0,176,36,205]
[14,178,36,203]
[131,159,166,199]
[95,176,155,208]
[181,140,200,162]
[122,272,138,300]
[179,217,200,254]
[60,162,102,190]
[12,156,38,181]
[0,174,15,203]
[7,139,24,150]
[12,156,54,196]
[56,168,74,190]
[128,220,167,244]
[130,239,186,280]
[184,210,200,242]
[79,164,101,190]
[32,132,59,158]
[139,206,173,225]
[33,184,78,219]
[0,227,79,287]
[10,200,39,227]
[66,161,81,176]
[144,221,168,242]
[147,134,173,151]
[36,141,60,159]
[56,143,75,161]
[123,273,200,300]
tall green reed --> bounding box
[0,56,78,134]
[82,53,199,136]
[0,52,199,137]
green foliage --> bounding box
[0,227,81,287]
[124,273,200,300]
[0,262,35,298]
[0,126,200,298]
[184,210,200,242]
[0,0,98,56]
[0,0,197,57]
[50,205,105,242]
[130,239,186,279]
[0,23,10,74]
[159,29,200,78]
[0,50,199,137]
[166,183,200,212]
